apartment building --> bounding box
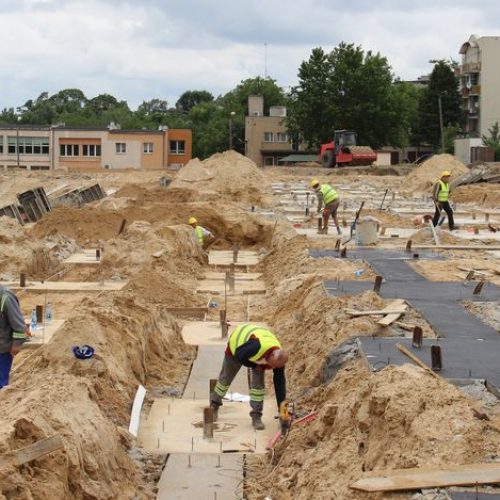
[456,35,500,138]
[0,125,192,171]
[245,95,311,167]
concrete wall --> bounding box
[0,128,51,170]
[454,137,483,164]
[478,37,500,136]
[54,130,107,170]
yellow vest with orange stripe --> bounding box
[228,324,281,364]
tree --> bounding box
[287,43,415,149]
[176,91,213,113]
[48,88,87,114]
[0,107,18,124]
[418,60,463,151]
[482,122,500,160]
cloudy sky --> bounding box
[0,0,499,111]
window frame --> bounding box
[169,140,185,155]
[263,132,274,142]
[115,142,126,154]
[143,142,154,154]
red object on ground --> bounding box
[266,411,319,450]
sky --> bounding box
[0,0,499,111]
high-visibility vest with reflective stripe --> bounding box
[320,184,338,205]
[437,180,450,202]
[228,324,281,364]
[195,226,204,245]
[0,293,8,313]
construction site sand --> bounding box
[453,183,500,208]
[171,150,269,204]
[400,153,469,194]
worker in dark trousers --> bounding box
[210,324,288,430]
[0,284,27,388]
[310,179,342,234]
[432,170,455,230]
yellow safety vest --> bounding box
[195,226,204,245]
[437,180,449,202]
[229,324,281,364]
[320,184,338,205]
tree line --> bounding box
[0,42,467,159]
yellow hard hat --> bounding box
[310,179,320,188]
[441,170,451,177]
[188,217,197,225]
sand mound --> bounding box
[171,150,267,202]
[400,154,469,194]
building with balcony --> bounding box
[457,35,500,138]
[0,125,192,171]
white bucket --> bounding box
[355,219,379,245]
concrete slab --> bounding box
[182,321,267,346]
[137,399,276,454]
[380,228,500,241]
[6,281,127,292]
[196,280,266,295]
[203,272,262,281]
[157,453,242,500]
[294,227,344,239]
[208,251,260,267]
[63,250,101,264]
[24,319,65,347]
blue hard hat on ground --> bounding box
[72,345,95,359]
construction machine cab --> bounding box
[319,129,376,168]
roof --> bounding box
[278,154,319,163]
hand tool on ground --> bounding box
[379,189,389,210]
[277,400,295,435]
[342,201,365,244]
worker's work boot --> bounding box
[336,226,342,235]
[252,415,265,430]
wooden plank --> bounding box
[0,435,63,469]
[350,463,500,492]
[377,300,407,326]
[395,343,440,380]
[346,309,407,317]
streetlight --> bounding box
[229,111,235,150]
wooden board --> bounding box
[63,250,101,264]
[129,385,146,437]
[0,435,63,469]
[350,463,500,492]
[208,251,260,267]
[182,321,268,346]
[203,272,262,281]
[196,280,266,295]
[377,300,407,327]
[346,308,407,317]
[6,281,127,292]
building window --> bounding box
[115,142,126,154]
[143,142,154,154]
[0,137,3,154]
[8,136,49,155]
[170,140,185,154]
[60,144,79,156]
[276,132,289,143]
[264,132,274,142]
[83,144,101,157]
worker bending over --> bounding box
[310,179,342,234]
[432,170,455,231]
[0,284,27,388]
[188,217,215,249]
[210,324,288,430]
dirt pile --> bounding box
[453,183,500,208]
[400,154,469,194]
[247,362,493,500]
[170,150,268,203]
[0,293,194,498]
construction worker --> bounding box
[310,179,342,234]
[188,217,215,249]
[432,170,455,230]
[0,284,27,388]
[210,323,288,430]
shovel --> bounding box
[342,201,365,244]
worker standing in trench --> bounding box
[432,170,455,231]
[210,324,288,430]
[188,217,215,248]
[0,284,27,388]
[310,179,342,235]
